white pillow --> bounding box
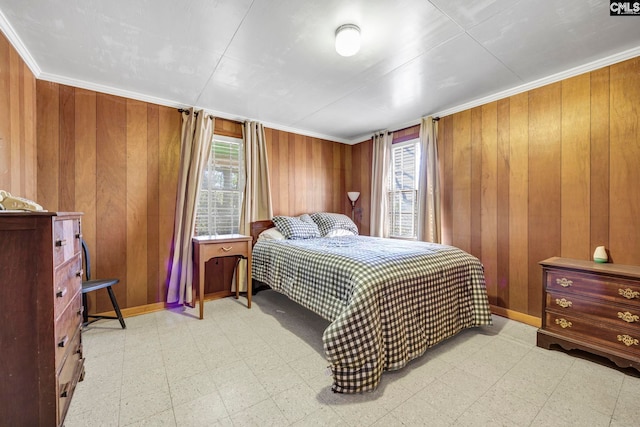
[325,228,356,237]
[257,227,285,241]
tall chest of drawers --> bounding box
[0,212,85,426]
[537,257,640,371]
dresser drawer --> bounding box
[57,328,84,426]
[545,311,640,357]
[546,269,640,305]
[54,255,83,318]
[547,291,640,328]
[53,219,81,267]
[55,293,83,369]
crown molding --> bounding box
[431,45,640,119]
[4,8,639,146]
[0,10,41,76]
[39,71,352,144]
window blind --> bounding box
[195,136,245,236]
[387,140,420,238]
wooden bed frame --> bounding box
[250,219,274,246]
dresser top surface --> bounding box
[540,257,640,279]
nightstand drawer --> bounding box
[199,241,249,258]
[547,269,640,305]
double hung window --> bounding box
[195,135,245,236]
[387,139,420,239]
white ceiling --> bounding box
[1,0,639,143]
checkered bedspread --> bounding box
[252,235,492,393]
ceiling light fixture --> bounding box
[335,24,361,57]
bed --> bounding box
[250,217,492,393]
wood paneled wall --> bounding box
[439,56,640,318]
[264,128,352,217]
[34,82,352,312]
[0,33,37,199]
[350,140,372,235]
[36,81,181,313]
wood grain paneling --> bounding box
[452,110,472,253]
[36,83,181,312]
[528,83,561,317]
[266,128,350,218]
[34,83,350,311]
[610,57,640,265]
[509,93,529,313]
[496,98,510,307]
[0,32,36,200]
[481,103,498,304]
[439,57,640,318]
[590,68,610,255]
[561,74,590,260]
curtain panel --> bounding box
[237,120,273,291]
[166,108,214,304]
[417,116,441,243]
[370,131,392,237]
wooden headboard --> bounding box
[250,220,274,246]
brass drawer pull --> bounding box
[556,278,573,287]
[555,318,572,328]
[221,246,233,252]
[77,306,85,317]
[618,288,640,300]
[618,312,640,323]
[617,334,639,347]
[555,298,572,308]
[76,269,84,277]
[56,288,67,298]
[58,335,68,348]
[56,239,67,247]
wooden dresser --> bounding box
[538,257,640,371]
[0,212,85,426]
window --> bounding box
[387,139,420,239]
[195,135,245,236]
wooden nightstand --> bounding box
[192,234,252,319]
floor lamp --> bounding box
[347,191,360,221]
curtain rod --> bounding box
[177,108,213,119]
[384,117,440,135]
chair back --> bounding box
[81,239,92,281]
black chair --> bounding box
[81,240,126,329]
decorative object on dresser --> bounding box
[593,245,608,263]
[537,257,640,372]
[0,212,85,427]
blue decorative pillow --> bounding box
[272,215,321,239]
[310,212,359,237]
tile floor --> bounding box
[66,290,640,427]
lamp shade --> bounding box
[335,24,360,57]
[347,191,360,202]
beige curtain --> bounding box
[370,131,392,237]
[236,120,273,291]
[417,116,441,243]
[166,108,214,304]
